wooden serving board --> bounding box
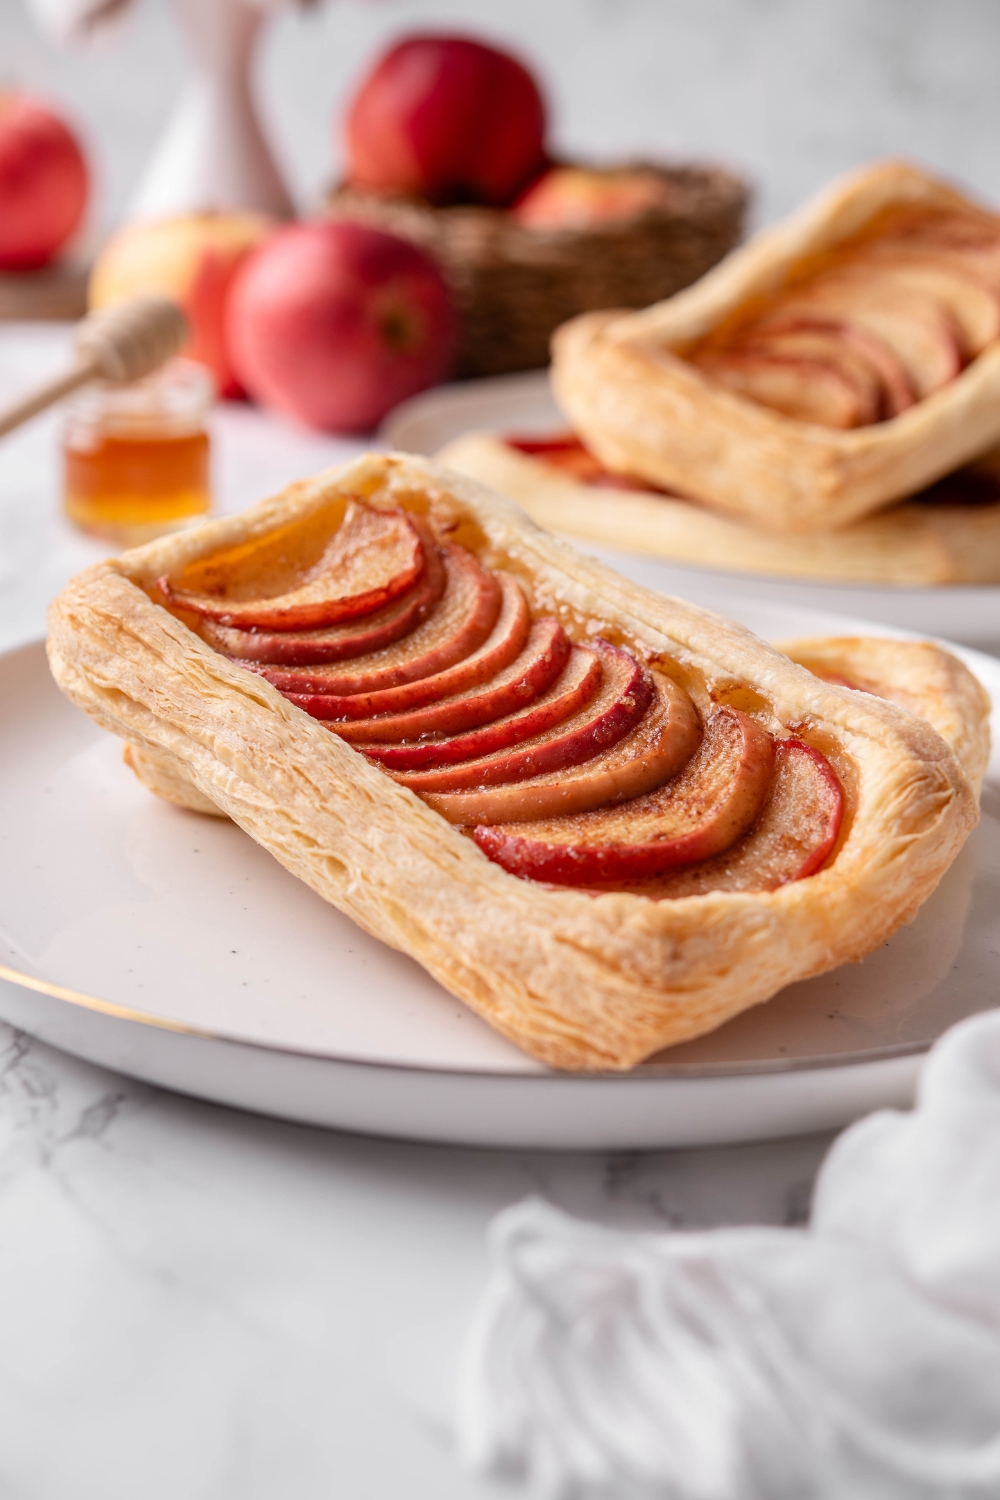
[0,260,89,321]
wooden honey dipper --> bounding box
[0,296,189,442]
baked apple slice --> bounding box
[362,646,603,771]
[506,434,657,492]
[472,707,774,883]
[197,539,448,664]
[233,544,500,688]
[736,326,883,423]
[280,573,531,720]
[420,669,700,824]
[808,319,915,416]
[769,275,963,398]
[883,205,1000,266]
[381,641,649,778]
[691,349,869,428]
[314,616,570,740]
[620,739,844,898]
[159,501,425,631]
[847,246,1000,358]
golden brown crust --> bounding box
[437,432,1000,586]
[551,161,1000,536]
[46,453,979,1070]
[123,742,228,816]
[778,635,992,793]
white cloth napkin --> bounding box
[459,1010,1000,1498]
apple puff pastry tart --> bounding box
[552,160,1000,535]
[437,430,1000,586]
[47,455,984,1070]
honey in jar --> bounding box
[63,358,213,546]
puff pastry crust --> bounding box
[552,160,1000,536]
[778,636,991,794]
[46,454,981,1070]
[437,433,1000,586]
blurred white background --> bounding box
[3,0,1000,237]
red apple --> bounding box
[160,502,425,631]
[0,92,88,269]
[297,604,560,736]
[89,212,273,397]
[380,640,648,777]
[227,219,456,432]
[472,708,774,884]
[513,166,670,232]
[422,669,701,825]
[344,34,547,207]
[201,531,449,664]
[241,544,499,685]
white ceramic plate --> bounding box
[382,371,1000,654]
[3,608,999,1150]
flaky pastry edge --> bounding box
[437,432,1000,586]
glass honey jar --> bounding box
[63,358,214,546]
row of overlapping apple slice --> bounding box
[160,502,842,892]
[685,204,1000,430]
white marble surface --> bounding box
[0,1027,831,1499]
[0,324,840,1498]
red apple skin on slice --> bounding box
[378,640,648,778]
[233,543,498,686]
[472,707,774,884]
[420,670,700,825]
[365,646,603,772]
[505,434,661,493]
[766,276,962,399]
[845,246,1000,358]
[736,327,882,425]
[877,208,1000,287]
[280,573,529,720]
[752,316,915,418]
[595,739,843,898]
[158,502,425,630]
[197,535,448,664]
[691,350,867,428]
[309,615,570,740]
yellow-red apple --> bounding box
[89,211,273,397]
[512,166,672,233]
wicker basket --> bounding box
[327,163,749,378]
